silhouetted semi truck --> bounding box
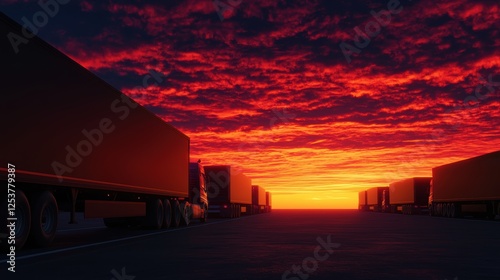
[366,187,390,212]
[389,177,431,215]
[205,166,252,218]
[0,13,208,250]
[265,191,272,213]
[358,190,368,211]
[252,185,267,214]
[429,151,500,219]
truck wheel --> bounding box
[171,200,181,228]
[450,203,456,218]
[145,199,163,229]
[200,204,208,223]
[436,203,441,216]
[180,203,190,226]
[1,190,31,250]
[162,199,172,229]
[30,191,58,247]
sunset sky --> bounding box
[3,0,499,209]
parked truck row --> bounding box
[204,166,272,218]
[0,13,271,250]
[358,150,500,219]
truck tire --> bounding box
[171,200,181,228]
[450,203,460,218]
[162,199,172,229]
[145,199,163,229]
[1,190,31,250]
[448,203,453,218]
[200,204,208,223]
[30,191,58,247]
[448,203,454,218]
[435,203,441,216]
[180,203,190,226]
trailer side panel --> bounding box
[389,179,415,205]
[433,151,500,202]
[230,171,252,205]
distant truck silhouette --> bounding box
[204,165,252,218]
[358,190,368,211]
[367,187,390,212]
[0,12,208,249]
[429,150,500,219]
[358,187,389,212]
[252,185,267,214]
[265,191,272,213]
[389,177,431,215]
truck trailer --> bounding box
[389,177,431,215]
[366,187,390,212]
[429,151,500,219]
[0,13,208,249]
[252,185,266,214]
[204,166,252,218]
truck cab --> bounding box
[428,179,434,215]
[382,189,390,212]
[188,162,209,222]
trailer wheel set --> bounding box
[0,190,31,249]
[429,203,460,218]
[230,204,241,218]
[0,190,58,250]
[430,202,500,219]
